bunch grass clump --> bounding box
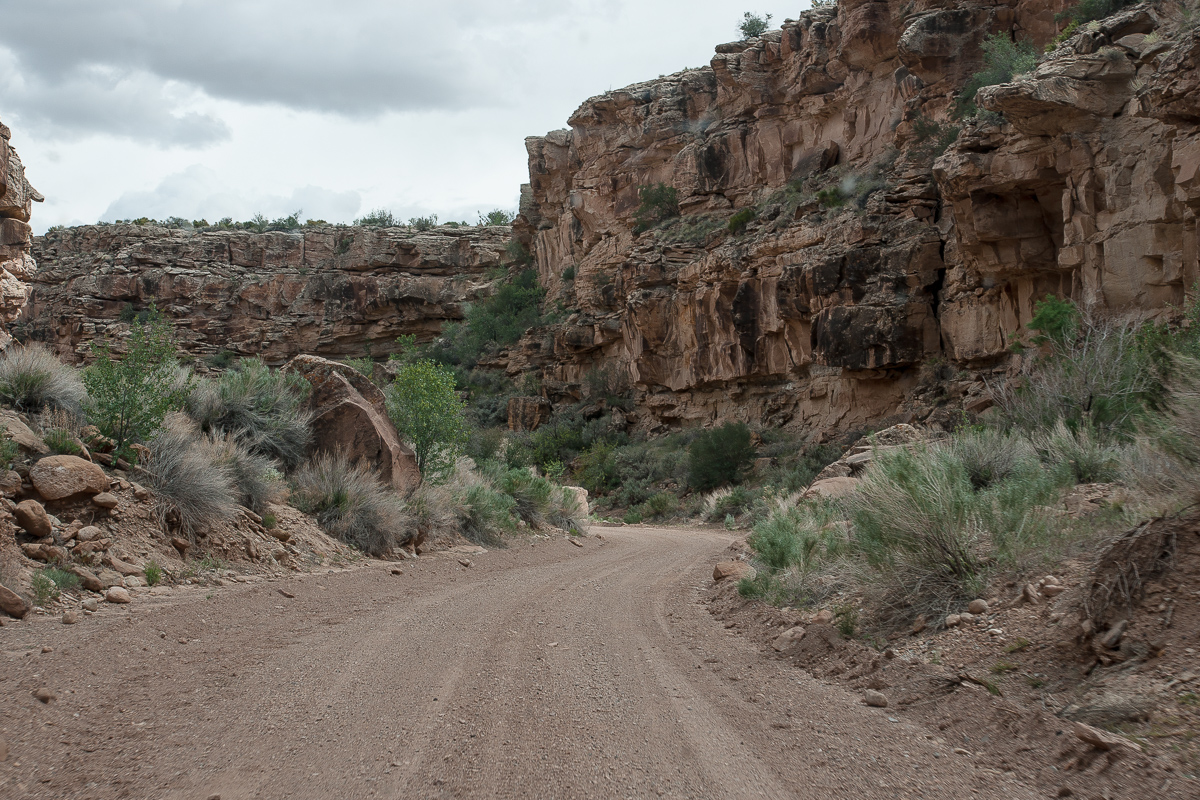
[0,343,86,415]
[290,452,411,556]
[138,415,238,538]
[188,358,312,469]
[207,432,286,514]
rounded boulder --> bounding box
[30,455,110,501]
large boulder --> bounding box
[0,410,47,454]
[0,584,29,618]
[14,498,51,538]
[283,355,420,494]
[30,455,110,500]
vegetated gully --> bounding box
[1,527,1043,800]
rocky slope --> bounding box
[0,117,42,346]
[511,0,1200,434]
[25,223,510,364]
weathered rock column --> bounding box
[0,119,43,346]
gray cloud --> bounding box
[0,49,230,147]
[101,165,362,223]
[0,0,575,131]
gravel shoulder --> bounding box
[2,526,1041,799]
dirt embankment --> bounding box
[709,512,1200,800]
[0,524,1094,800]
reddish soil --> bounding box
[707,512,1200,800]
[0,524,1082,800]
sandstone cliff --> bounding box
[511,0,1200,434]
[26,224,509,364]
[0,118,42,345]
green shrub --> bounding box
[944,427,1039,490]
[1058,0,1134,26]
[815,186,847,208]
[632,183,680,233]
[506,239,533,266]
[561,265,576,281]
[455,482,516,545]
[954,33,1038,119]
[688,422,755,491]
[262,512,278,529]
[208,432,286,513]
[0,343,87,415]
[187,358,312,469]
[702,485,758,521]
[427,270,545,368]
[144,560,163,586]
[32,566,80,605]
[43,427,82,456]
[623,508,644,525]
[290,452,412,556]
[206,350,238,369]
[0,435,17,468]
[738,11,772,38]
[639,491,680,520]
[998,311,1151,436]
[84,306,191,453]
[478,209,515,226]
[355,208,398,227]
[409,214,438,230]
[386,359,469,481]
[849,444,1057,620]
[1036,420,1122,484]
[909,114,961,166]
[138,415,238,537]
[1027,294,1080,347]
[727,208,756,235]
[491,466,570,528]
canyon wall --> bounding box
[512,0,1200,434]
[26,224,509,364]
[0,118,42,345]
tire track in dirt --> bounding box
[1,527,1043,799]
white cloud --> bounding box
[6,1,808,234]
[101,165,362,223]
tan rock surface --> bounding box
[27,223,509,365]
[284,355,420,493]
[30,455,110,500]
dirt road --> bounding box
[1,526,1042,799]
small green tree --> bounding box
[386,359,469,481]
[83,307,191,455]
[687,422,756,491]
[954,33,1038,119]
[738,12,772,38]
[478,209,516,226]
[632,183,680,233]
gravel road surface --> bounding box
[1,526,1040,799]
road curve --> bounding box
[0,526,1039,799]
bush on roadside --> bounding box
[187,358,312,469]
[208,432,287,514]
[290,452,412,556]
[84,307,191,455]
[688,422,755,491]
[137,415,238,538]
[0,343,87,415]
[848,443,1058,622]
[386,358,469,482]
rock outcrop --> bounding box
[25,224,510,364]
[509,1,1199,434]
[0,118,43,345]
[284,355,421,493]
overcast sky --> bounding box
[1,1,806,234]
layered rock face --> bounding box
[0,118,43,345]
[26,224,509,364]
[514,0,1200,434]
